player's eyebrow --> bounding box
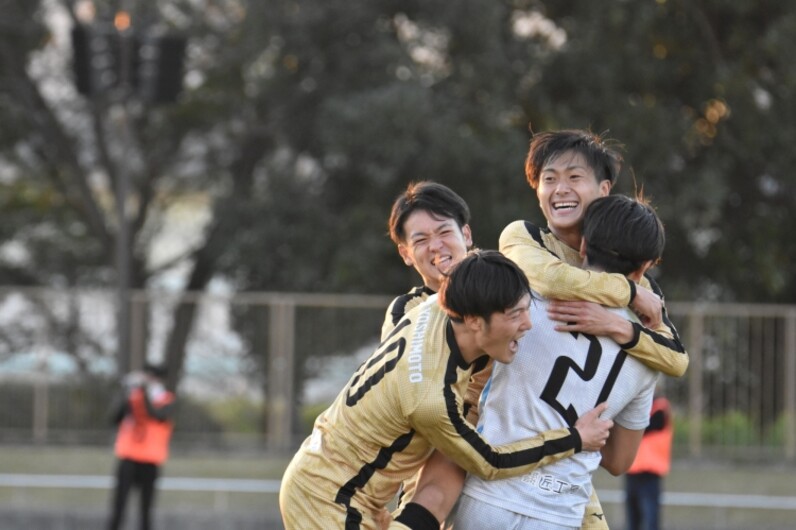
[542,163,589,173]
[408,219,456,240]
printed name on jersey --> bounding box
[407,305,431,383]
[521,470,581,496]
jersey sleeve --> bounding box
[409,377,582,481]
[381,297,401,341]
[500,221,689,378]
[499,220,634,307]
[620,276,689,377]
[381,287,434,342]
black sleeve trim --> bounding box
[627,278,637,305]
[569,427,582,453]
[640,274,687,353]
[394,502,440,530]
[618,322,642,350]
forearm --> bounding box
[422,421,580,482]
[500,221,634,306]
[621,323,689,377]
[399,451,465,524]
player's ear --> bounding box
[599,179,612,197]
[462,224,473,248]
[463,314,484,333]
[398,244,414,267]
[628,259,655,282]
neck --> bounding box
[550,226,582,251]
[450,321,482,365]
[584,261,645,283]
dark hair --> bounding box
[525,129,623,189]
[439,250,531,323]
[388,181,471,245]
[582,195,665,275]
[143,363,167,380]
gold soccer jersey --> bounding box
[380,285,434,341]
[280,298,581,530]
[499,220,688,378]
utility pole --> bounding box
[113,7,134,376]
[71,2,186,377]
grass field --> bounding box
[1,444,794,529]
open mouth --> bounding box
[434,256,453,269]
[552,201,578,211]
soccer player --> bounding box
[501,128,688,376]
[453,194,666,529]
[279,250,613,530]
[381,181,473,340]
[381,181,475,510]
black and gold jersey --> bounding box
[380,285,435,341]
[280,297,580,529]
[499,220,688,377]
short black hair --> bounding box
[439,250,530,323]
[143,363,167,380]
[525,129,623,189]
[582,195,665,275]
[388,181,471,245]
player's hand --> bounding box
[630,285,663,329]
[574,402,612,452]
[549,300,613,334]
[548,300,635,344]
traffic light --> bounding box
[137,33,187,104]
[71,23,186,104]
[71,24,126,97]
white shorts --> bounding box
[449,493,578,530]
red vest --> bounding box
[114,387,175,465]
[627,397,673,476]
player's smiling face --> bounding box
[478,293,532,364]
[537,150,611,242]
[398,210,472,292]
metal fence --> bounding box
[0,287,794,463]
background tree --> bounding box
[0,0,794,398]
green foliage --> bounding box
[703,410,760,445]
[206,397,263,434]
[674,410,766,447]
[763,412,793,446]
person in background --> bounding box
[107,363,176,530]
[624,392,674,530]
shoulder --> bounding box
[386,286,434,327]
[500,219,550,247]
[501,220,536,240]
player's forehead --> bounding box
[404,210,459,237]
[542,150,595,175]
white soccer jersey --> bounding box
[460,293,659,528]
